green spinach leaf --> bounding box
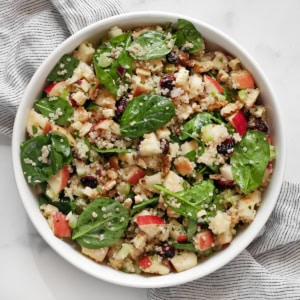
[20,133,72,184]
[47,54,79,82]
[130,197,159,217]
[39,194,75,215]
[34,97,74,126]
[176,19,203,53]
[187,218,197,241]
[72,197,129,249]
[91,146,135,154]
[231,130,270,194]
[180,112,223,140]
[154,180,215,220]
[120,94,175,138]
[93,33,132,95]
[127,30,175,60]
[172,242,196,252]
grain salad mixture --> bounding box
[20,19,275,275]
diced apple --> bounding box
[93,119,121,136]
[139,133,162,156]
[132,83,152,97]
[140,172,162,192]
[180,140,198,156]
[228,110,247,136]
[126,166,145,184]
[170,251,198,272]
[174,156,195,176]
[220,164,234,181]
[238,88,260,109]
[81,247,108,263]
[231,71,255,89]
[169,219,188,242]
[136,215,165,226]
[197,230,214,252]
[44,81,68,97]
[118,152,137,166]
[26,109,52,137]
[163,171,184,192]
[47,165,69,195]
[204,74,224,94]
[51,124,76,146]
[51,211,71,238]
[138,256,170,275]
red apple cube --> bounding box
[198,230,214,252]
[47,165,69,195]
[136,215,165,226]
[231,71,255,89]
[52,211,72,238]
[177,234,188,243]
[26,109,52,137]
[204,74,224,94]
[132,83,152,97]
[174,157,194,176]
[126,166,145,184]
[228,110,248,136]
[138,256,152,269]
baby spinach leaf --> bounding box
[72,197,129,249]
[127,30,175,60]
[187,218,197,241]
[47,54,79,82]
[120,94,175,138]
[172,242,196,252]
[176,19,203,53]
[130,197,159,217]
[20,133,72,184]
[180,112,223,140]
[34,97,74,126]
[231,130,270,194]
[92,146,135,154]
[154,180,215,220]
[93,33,132,95]
[84,100,100,111]
[39,194,75,215]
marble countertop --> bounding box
[1,0,299,298]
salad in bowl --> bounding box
[13,12,283,286]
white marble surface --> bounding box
[1,0,299,298]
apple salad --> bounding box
[20,19,275,275]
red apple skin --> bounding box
[127,167,145,185]
[44,82,57,94]
[204,74,224,93]
[232,71,255,89]
[199,230,214,251]
[136,215,165,226]
[43,122,52,134]
[174,158,194,176]
[52,211,72,238]
[138,256,152,269]
[177,234,188,243]
[47,165,69,194]
[230,110,248,136]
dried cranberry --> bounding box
[254,119,268,133]
[80,176,98,188]
[115,96,129,117]
[160,74,175,90]
[217,138,235,155]
[160,139,170,154]
[166,51,178,64]
[155,243,175,258]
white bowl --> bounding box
[12,11,286,288]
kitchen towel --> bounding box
[148,181,300,300]
[0,0,124,137]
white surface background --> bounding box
[1,0,299,299]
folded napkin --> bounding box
[148,182,300,300]
[0,0,124,137]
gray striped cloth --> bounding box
[149,182,300,300]
[1,2,299,299]
[0,0,124,137]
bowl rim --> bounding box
[12,11,286,288]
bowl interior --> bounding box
[12,11,285,288]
